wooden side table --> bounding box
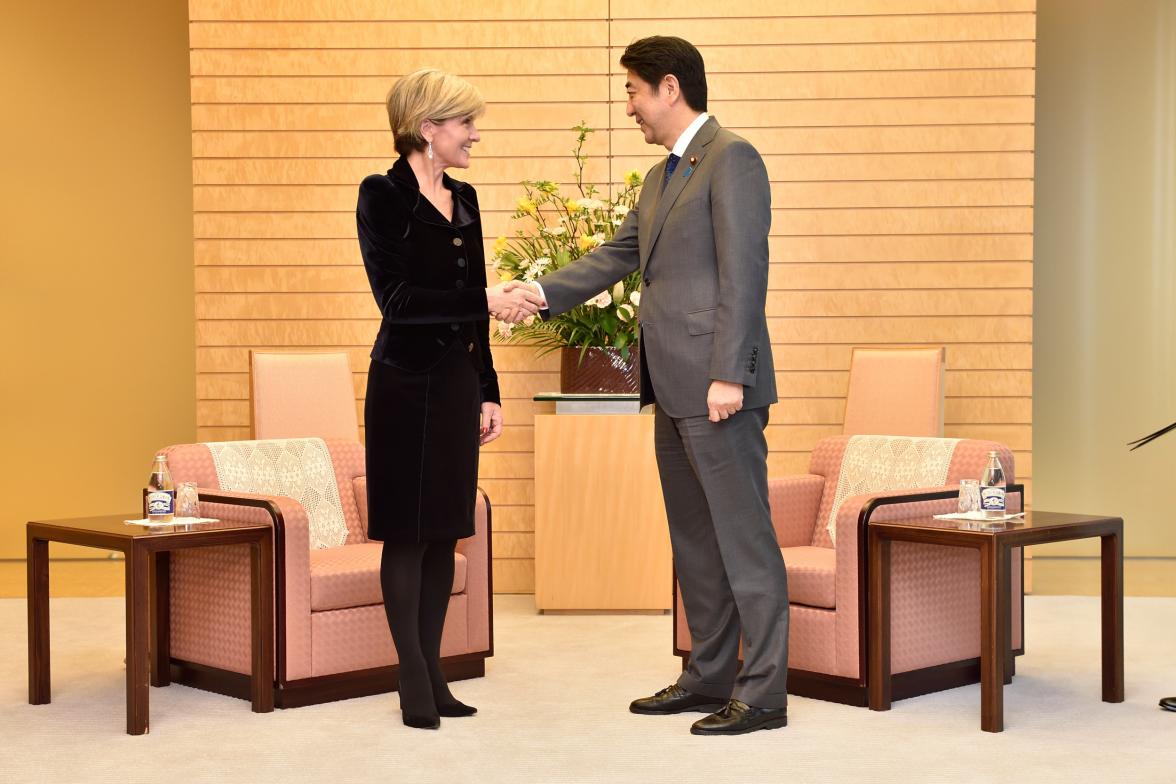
[867,511,1124,732]
[27,515,274,735]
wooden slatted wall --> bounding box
[189,0,1035,593]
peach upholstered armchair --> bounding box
[249,351,360,442]
[673,435,1023,706]
[156,437,492,707]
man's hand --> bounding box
[479,402,504,445]
[707,380,744,423]
[487,281,546,324]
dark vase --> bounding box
[559,345,641,394]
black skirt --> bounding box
[364,343,480,543]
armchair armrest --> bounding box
[456,487,493,655]
[191,489,314,682]
[768,474,825,547]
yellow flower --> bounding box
[577,233,604,252]
[516,197,537,215]
[493,236,508,254]
[499,270,515,283]
[624,169,642,188]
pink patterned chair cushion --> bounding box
[309,543,468,612]
[780,546,836,609]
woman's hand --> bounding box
[487,282,546,324]
[480,402,503,445]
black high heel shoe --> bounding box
[437,700,477,717]
[402,712,441,730]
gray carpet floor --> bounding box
[0,595,1173,783]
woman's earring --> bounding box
[427,141,433,160]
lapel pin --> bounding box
[688,156,698,167]
[682,155,698,178]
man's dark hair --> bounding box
[619,36,707,112]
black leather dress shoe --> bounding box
[630,684,726,715]
[690,699,788,735]
[402,712,440,730]
[1161,696,1176,712]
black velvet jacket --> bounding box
[356,157,500,404]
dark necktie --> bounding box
[662,153,681,191]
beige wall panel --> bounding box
[190,21,607,49]
[609,14,1035,45]
[614,97,1036,128]
[196,319,377,346]
[614,0,1034,14]
[190,48,609,77]
[608,71,1034,101]
[765,289,1030,318]
[192,129,610,159]
[663,41,1037,72]
[768,180,1032,209]
[195,239,359,265]
[946,370,1032,396]
[198,426,251,442]
[945,398,1032,424]
[191,75,609,104]
[767,261,1032,289]
[769,399,847,426]
[767,315,1032,343]
[195,157,613,185]
[945,425,1031,450]
[476,479,535,507]
[611,125,1034,156]
[770,207,1032,235]
[193,103,612,132]
[194,183,598,212]
[493,559,536,594]
[190,0,607,21]
[763,234,1032,262]
[765,426,846,452]
[613,152,1035,183]
[478,454,534,479]
[196,266,369,292]
[493,532,535,560]
[493,506,536,533]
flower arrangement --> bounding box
[490,124,644,361]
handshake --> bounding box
[486,281,546,324]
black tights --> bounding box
[380,539,464,719]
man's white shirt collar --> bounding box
[671,112,710,157]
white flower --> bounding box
[629,290,641,306]
[613,203,630,215]
[612,218,625,227]
[533,256,552,270]
[523,315,536,326]
[542,225,567,236]
[617,303,635,322]
[590,291,612,308]
[573,198,605,211]
[612,282,625,304]
[497,321,513,338]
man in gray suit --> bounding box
[523,36,789,735]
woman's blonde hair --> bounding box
[386,69,485,156]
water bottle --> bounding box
[146,454,175,522]
[979,451,1006,519]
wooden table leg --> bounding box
[150,551,171,688]
[980,539,1009,732]
[27,533,50,705]
[125,548,151,735]
[250,534,275,713]
[1101,528,1125,702]
[867,530,892,711]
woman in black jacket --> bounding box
[356,69,544,730]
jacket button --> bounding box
[643,277,651,286]
[467,342,475,352]
[450,323,460,332]
[456,258,467,268]
[455,280,466,289]
[453,237,463,247]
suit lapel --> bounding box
[642,117,720,268]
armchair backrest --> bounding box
[160,438,369,545]
[250,351,360,442]
[842,346,945,438]
[807,435,1016,548]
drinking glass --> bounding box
[958,479,980,514]
[176,482,200,518]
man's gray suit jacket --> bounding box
[536,117,777,418]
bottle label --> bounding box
[980,486,1006,512]
[147,490,175,516]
